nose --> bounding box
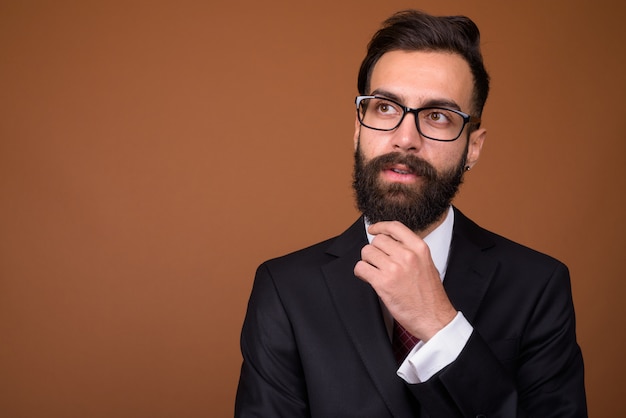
[391,111,424,152]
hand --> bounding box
[353,221,457,342]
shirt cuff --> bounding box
[397,311,473,384]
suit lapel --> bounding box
[444,208,499,323]
[322,218,417,417]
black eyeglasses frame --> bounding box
[355,95,481,142]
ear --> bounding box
[465,127,486,169]
[353,115,361,150]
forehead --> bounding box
[369,50,474,110]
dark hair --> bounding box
[357,10,490,117]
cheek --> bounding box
[356,131,391,159]
[424,142,467,170]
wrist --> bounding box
[421,308,458,342]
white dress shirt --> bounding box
[365,206,473,383]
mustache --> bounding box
[366,152,437,179]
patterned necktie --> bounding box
[392,320,420,365]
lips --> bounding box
[387,164,414,175]
[380,163,421,185]
[364,152,437,181]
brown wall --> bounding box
[1,1,624,416]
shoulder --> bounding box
[453,207,568,276]
[257,217,366,281]
[261,236,337,273]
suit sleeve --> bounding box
[235,263,310,418]
[408,262,587,417]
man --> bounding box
[235,10,587,417]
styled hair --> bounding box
[357,10,490,117]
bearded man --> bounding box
[235,10,587,418]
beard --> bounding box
[352,144,467,233]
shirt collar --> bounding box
[364,206,454,281]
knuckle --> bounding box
[386,261,402,276]
[404,251,419,265]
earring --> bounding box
[465,166,471,171]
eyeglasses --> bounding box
[355,95,481,142]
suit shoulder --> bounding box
[258,218,365,275]
[262,235,338,270]
[454,208,568,272]
[487,226,564,264]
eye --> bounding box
[420,108,460,128]
[374,99,400,116]
[426,111,450,123]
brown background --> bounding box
[1,1,624,416]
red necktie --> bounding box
[392,321,420,365]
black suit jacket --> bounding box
[235,208,587,417]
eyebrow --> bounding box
[370,88,462,111]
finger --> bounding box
[368,221,417,244]
[353,259,381,284]
[368,234,398,255]
[369,223,427,259]
[359,243,390,269]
